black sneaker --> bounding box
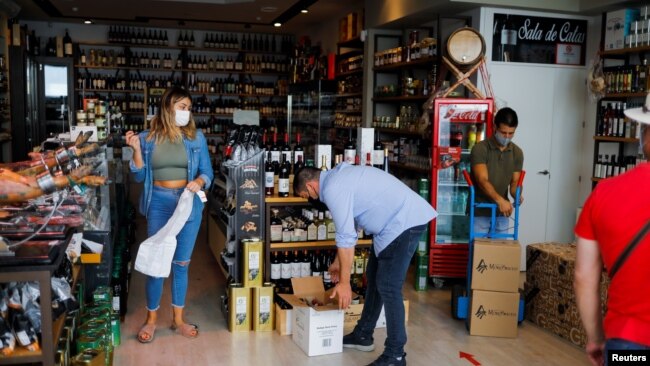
[365,353,407,366]
[342,332,375,352]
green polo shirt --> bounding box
[470,136,523,216]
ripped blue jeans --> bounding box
[144,185,203,311]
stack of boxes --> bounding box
[605,7,650,50]
[525,243,609,348]
[469,239,521,338]
[227,239,274,332]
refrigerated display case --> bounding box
[429,98,493,285]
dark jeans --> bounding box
[605,338,650,366]
[353,224,426,358]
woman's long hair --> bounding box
[147,86,196,143]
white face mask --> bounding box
[175,109,190,127]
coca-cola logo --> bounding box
[444,108,485,122]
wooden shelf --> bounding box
[265,194,308,203]
[270,239,372,250]
[75,64,179,72]
[75,88,143,93]
[389,162,430,173]
[79,42,286,55]
[602,45,650,56]
[373,95,428,103]
[593,136,638,143]
[180,68,287,75]
[337,37,363,49]
[373,56,437,72]
[193,112,285,118]
[334,125,362,129]
[604,92,646,98]
[335,109,362,114]
[375,127,425,137]
[335,92,362,98]
[338,49,363,59]
[591,177,603,182]
[337,69,363,77]
[193,92,286,98]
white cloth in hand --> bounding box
[135,189,194,278]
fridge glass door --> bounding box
[434,102,489,244]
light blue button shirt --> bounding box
[319,163,437,255]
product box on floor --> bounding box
[469,290,520,338]
[526,242,610,293]
[276,303,292,335]
[471,239,521,293]
[228,284,251,332]
[344,299,410,335]
[252,284,274,331]
[277,277,344,356]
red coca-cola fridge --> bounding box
[429,98,494,286]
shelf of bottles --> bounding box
[103,26,293,54]
[269,247,371,295]
[592,98,644,181]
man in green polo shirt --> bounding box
[470,107,524,234]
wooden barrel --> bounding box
[446,27,486,66]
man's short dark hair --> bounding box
[293,167,321,194]
[494,107,518,128]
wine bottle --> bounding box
[278,155,290,197]
[300,250,311,278]
[270,209,283,243]
[383,148,390,173]
[63,29,73,57]
[281,250,292,287]
[291,250,301,278]
[281,132,292,170]
[265,151,275,196]
[271,130,281,175]
[344,132,356,164]
[373,135,384,168]
[271,251,282,286]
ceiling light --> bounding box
[274,22,281,27]
[84,19,93,24]
[301,9,308,13]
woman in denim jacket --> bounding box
[126,86,213,343]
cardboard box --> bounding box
[275,303,292,335]
[252,284,274,331]
[469,290,519,338]
[605,9,640,50]
[347,12,358,40]
[228,285,251,332]
[339,17,348,42]
[278,277,343,356]
[242,239,263,288]
[357,128,375,166]
[343,299,409,335]
[471,239,520,293]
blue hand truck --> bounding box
[451,169,526,324]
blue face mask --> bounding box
[495,131,512,146]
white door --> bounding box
[545,68,584,245]
[488,64,555,268]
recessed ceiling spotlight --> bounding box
[301,9,308,13]
[274,22,281,27]
[72,7,78,12]
[83,19,93,24]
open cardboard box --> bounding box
[278,277,344,356]
[344,299,409,335]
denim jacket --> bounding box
[129,130,214,217]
